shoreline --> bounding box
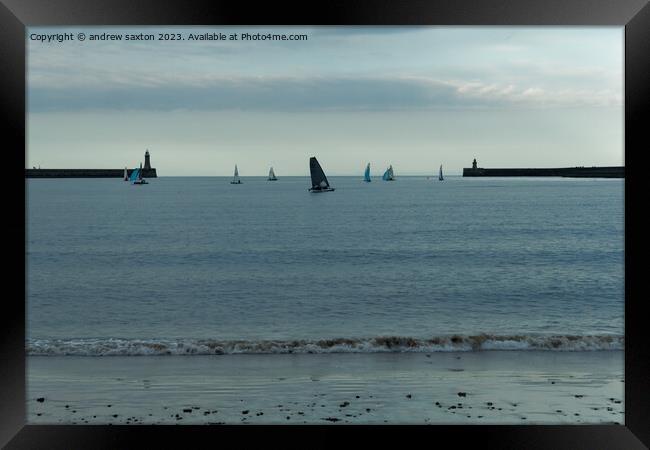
[28,350,624,425]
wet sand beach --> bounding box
[28,351,624,425]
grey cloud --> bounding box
[28,75,619,113]
[28,76,477,112]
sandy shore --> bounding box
[27,351,624,425]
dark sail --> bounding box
[309,157,334,192]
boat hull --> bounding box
[308,187,335,192]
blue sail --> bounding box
[129,168,140,182]
[364,163,371,182]
[382,165,394,181]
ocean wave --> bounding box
[26,334,623,356]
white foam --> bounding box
[26,334,624,356]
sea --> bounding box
[26,175,625,356]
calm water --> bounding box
[26,176,624,355]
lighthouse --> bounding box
[144,150,152,170]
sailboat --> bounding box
[123,167,128,181]
[363,163,371,182]
[308,157,335,192]
[382,165,395,181]
[268,167,278,181]
[129,167,148,185]
[137,168,148,184]
[230,165,242,184]
[438,165,444,181]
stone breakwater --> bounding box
[463,166,623,178]
[25,168,157,178]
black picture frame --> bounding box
[2,0,648,448]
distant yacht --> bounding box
[382,165,395,181]
[308,157,335,192]
[130,167,148,185]
[438,164,444,181]
[123,167,128,181]
[231,165,242,184]
[268,167,278,181]
[363,163,371,182]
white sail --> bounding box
[231,165,241,184]
[123,167,128,181]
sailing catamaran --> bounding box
[268,167,278,181]
[308,157,335,192]
[438,165,444,181]
[363,163,371,182]
[231,165,242,184]
[382,165,395,181]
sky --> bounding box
[27,26,624,176]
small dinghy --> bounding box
[382,165,395,181]
[130,167,148,185]
[363,163,371,182]
[231,165,242,184]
